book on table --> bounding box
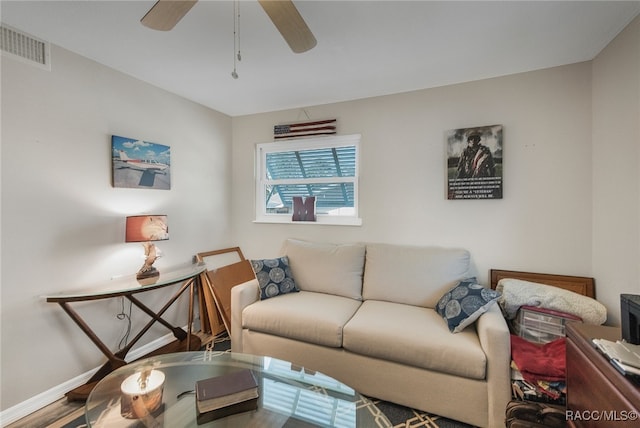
[195,369,259,415]
[196,397,258,424]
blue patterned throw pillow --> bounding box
[250,256,299,300]
[436,279,501,333]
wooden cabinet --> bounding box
[565,322,640,427]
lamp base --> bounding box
[137,267,159,280]
[137,242,160,280]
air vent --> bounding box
[1,24,50,70]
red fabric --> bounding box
[510,334,566,382]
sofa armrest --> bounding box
[476,303,511,428]
[230,279,259,353]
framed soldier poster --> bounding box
[446,125,503,200]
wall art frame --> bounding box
[111,135,171,190]
[446,124,503,200]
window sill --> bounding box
[253,216,362,226]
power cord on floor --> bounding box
[116,297,132,350]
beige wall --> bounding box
[592,15,640,325]
[1,45,233,411]
[232,62,594,285]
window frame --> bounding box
[254,134,362,226]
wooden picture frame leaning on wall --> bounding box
[196,248,256,334]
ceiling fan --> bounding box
[141,0,317,53]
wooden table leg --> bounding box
[58,302,125,368]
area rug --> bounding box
[56,334,475,428]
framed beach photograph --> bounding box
[111,135,171,189]
[446,125,503,200]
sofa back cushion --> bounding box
[363,243,471,308]
[282,239,366,300]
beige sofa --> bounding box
[231,239,511,427]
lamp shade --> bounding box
[125,215,169,242]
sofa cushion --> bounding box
[250,256,299,300]
[242,291,362,348]
[362,243,471,308]
[343,300,487,380]
[436,279,501,333]
[282,239,365,300]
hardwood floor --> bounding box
[5,398,84,428]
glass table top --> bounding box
[44,262,206,301]
[85,351,391,427]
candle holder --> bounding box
[120,368,165,419]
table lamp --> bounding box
[125,215,168,279]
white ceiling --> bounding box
[2,1,639,117]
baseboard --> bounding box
[0,329,185,426]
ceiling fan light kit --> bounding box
[140,0,316,54]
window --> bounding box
[255,134,361,225]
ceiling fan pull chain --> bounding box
[231,0,240,79]
[237,0,241,62]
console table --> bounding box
[566,322,640,427]
[45,262,206,401]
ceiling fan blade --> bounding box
[141,0,198,31]
[258,0,317,53]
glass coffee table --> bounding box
[85,351,391,427]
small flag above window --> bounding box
[274,119,337,140]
